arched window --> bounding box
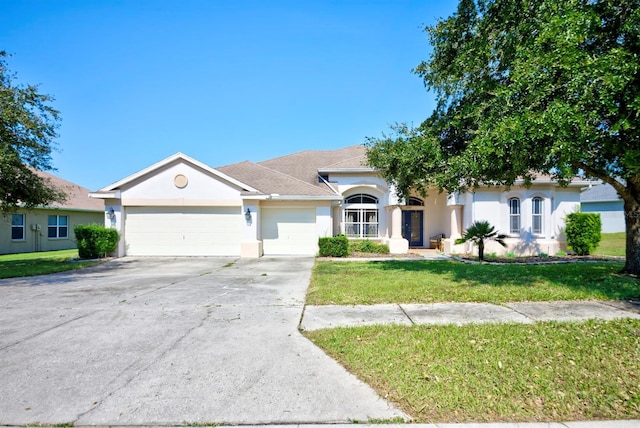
[344,193,379,238]
[345,194,378,204]
[509,198,520,235]
[532,197,543,235]
[407,197,424,206]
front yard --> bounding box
[307,260,639,305]
[0,249,101,279]
[304,259,640,423]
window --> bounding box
[48,215,68,239]
[532,197,543,235]
[344,193,379,238]
[407,197,424,206]
[11,214,25,240]
[345,194,378,204]
[508,198,520,234]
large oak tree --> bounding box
[0,51,66,213]
[366,0,640,274]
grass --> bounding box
[0,249,102,279]
[305,319,640,423]
[307,260,639,305]
[595,232,626,257]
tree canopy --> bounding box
[0,51,66,213]
[366,0,640,274]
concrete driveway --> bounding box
[0,257,405,425]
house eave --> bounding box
[318,167,376,174]
[89,191,121,199]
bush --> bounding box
[565,212,601,256]
[318,235,349,257]
[349,240,390,254]
[74,224,119,259]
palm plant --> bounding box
[456,220,507,261]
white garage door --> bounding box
[125,207,241,256]
[261,207,317,255]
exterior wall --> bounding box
[581,200,625,233]
[454,185,582,256]
[0,209,102,255]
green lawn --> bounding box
[305,319,640,423]
[305,256,640,422]
[594,232,626,257]
[307,260,639,305]
[0,249,102,279]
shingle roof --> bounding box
[35,170,104,211]
[581,183,622,202]
[256,145,368,185]
[216,145,369,197]
[216,161,338,197]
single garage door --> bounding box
[261,207,317,255]
[125,207,241,256]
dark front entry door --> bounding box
[402,210,424,247]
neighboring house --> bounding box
[89,145,591,258]
[1,171,104,254]
[580,183,625,233]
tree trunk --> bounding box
[478,240,485,261]
[622,198,640,276]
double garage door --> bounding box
[125,207,241,256]
[124,206,318,256]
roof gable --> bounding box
[98,152,257,193]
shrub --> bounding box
[565,212,601,256]
[349,240,390,254]
[74,224,119,259]
[318,235,349,257]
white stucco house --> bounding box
[89,145,591,257]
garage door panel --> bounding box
[125,207,241,256]
[262,208,317,255]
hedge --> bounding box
[74,224,119,259]
[318,235,349,257]
[565,212,601,256]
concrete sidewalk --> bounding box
[300,300,640,330]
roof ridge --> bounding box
[257,144,363,165]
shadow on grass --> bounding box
[352,259,640,300]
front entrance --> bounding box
[402,210,423,247]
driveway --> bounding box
[0,257,405,425]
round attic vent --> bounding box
[174,174,188,188]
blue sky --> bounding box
[1,0,458,190]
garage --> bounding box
[261,207,317,255]
[124,206,241,256]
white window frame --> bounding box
[532,197,543,235]
[343,194,379,238]
[11,214,25,241]
[508,198,520,235]
[48,215,69,239]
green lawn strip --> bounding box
[0,249,101,279]
[305,319,640,423]
[595,233,626,257]
[307,260,638,305]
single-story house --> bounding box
[580,183,624,233]
[1,171,104,254]
[89,145,591,258]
